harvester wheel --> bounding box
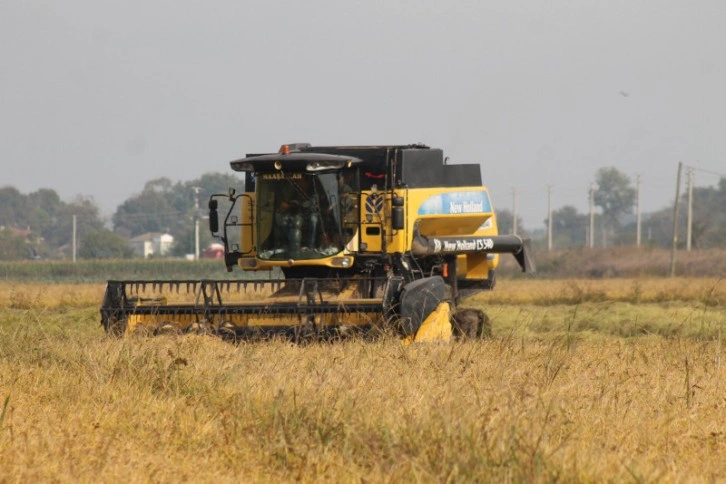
[398,276,448,337]
[452,308,492,340]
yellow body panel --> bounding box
[359,190,393,253]
[457,209,500,279]
[405,186,494,237]
[233,185,499,283]
[407,186,499,280]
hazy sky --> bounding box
[2,1,725,228]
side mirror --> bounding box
[208,199,219,233]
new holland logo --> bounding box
[365,194,383,213]
[438,238,495,253]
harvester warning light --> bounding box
[365,193,383,214]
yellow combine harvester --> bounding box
[101,143,535,342]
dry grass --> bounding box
[479,277,726,306]
[500,247,726,278]
[0,279,725,482]
[0,282,104,310]
[3,277,724,309]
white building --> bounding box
[130,232,174,258]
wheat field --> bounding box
[0,278,725,482]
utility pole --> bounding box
[193,187,201,261]
[670,162,683,277]
[547,185,553,251]
[635,174,642,247]
[589,183,596,248]
[686,168,693,251]
[511,187,518,235]
[72,214,77,263]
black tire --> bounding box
[452,308,491,340]
[398,276,447,336]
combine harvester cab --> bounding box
[101,143,535,342]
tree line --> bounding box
[0,173,241,260]
[1,168,725,261]
[492,167,726,250]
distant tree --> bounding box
[112,178,183,238]
[700,224,726,248]
[630,207,683,248]
[546,205,588,248]
[176,174,239,250]
[0,186,25,228]
[113,172,242,254]
[28,188,62,215]
[686,177,726,248]
[27,188,62,236]
[594,167,636,225]
[0,187,106,257]
[495,209,525,235]
[629,177,726,249]
[78,228,134,259]
[0,228,30,260]
[183,173,244,201]
[43,196,105,249]
[593,167,636,245]
[144,177,175,193]
[170,173,243,256]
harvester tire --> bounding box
[452,308,491,340]
[399,276,448,337]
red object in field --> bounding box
[202,243,225,259]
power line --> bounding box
[685,165,726,178]
[112,210,189,222]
